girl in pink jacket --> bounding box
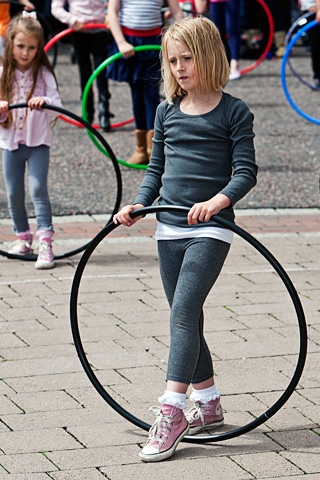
[0,12,62,269]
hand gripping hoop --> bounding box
[70,205,307,443]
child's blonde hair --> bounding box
[0,13,57,128]
[161,16,230,103]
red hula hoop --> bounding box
[240,0,274,76]
[44,24,134,130]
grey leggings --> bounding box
[158,237,230,385]
[2,144,52,233]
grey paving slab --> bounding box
[231,451,303,477]
[0,452,58,475]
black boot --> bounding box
[98,92,112,132]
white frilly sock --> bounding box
[158,390,187,409]
[189,384,220,403]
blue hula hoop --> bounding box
[285,12,319,91]
[281,19,320,125]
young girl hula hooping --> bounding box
[114,16,258,462]
[0,11,62,269]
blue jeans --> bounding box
[2,144,52,233]
[210,0,241,62]
[158,237,230,385]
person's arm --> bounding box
[194,0,208,15]
[30,70,63,116]
[188,194,231,225]
[316,0,320,23]
[0,100,9,122]
[18,0,35,11]
[113,203,145,226]
[167,0,184,21]
[51,0,77,28]
[107,0,135,57]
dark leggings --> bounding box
[158,237,230,385]
[72,30,112,117]
[130,81,160,130]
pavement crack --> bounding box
[62,426,87,447]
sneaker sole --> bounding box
[8,250,33,255]
[35,261,55,270]
[139,424,189,462]
[188,417,224,434]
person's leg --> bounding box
[27,145,54,269]
[142,81,160,161]
[27,145,52,232]
[72,32,94,122]
[158,237,230,387]
[307,19,320,85]
[210,1,230,61]
[140,237,229,459]
[127,82,148,164]
[90,30,113,131]
[225,0,241,77]
[2,147,29,233]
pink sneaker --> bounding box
[185,398,224,434]
[139,404,189,462]
[35,239,54,269]
[8,231,33,255]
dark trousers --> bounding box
[72,30,112,119]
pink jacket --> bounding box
[0,66,62,151]
[51,0,106,27]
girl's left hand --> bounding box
[188,194,231,225]
[28,97,46,110]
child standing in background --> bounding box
[107,0,183,165]
[0,12,62,269]
[300,0,320,89]
[51,0,113,131]
[114,16,257,462]
[0,0,35,56]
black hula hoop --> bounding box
[70,205,308,443]
[0,103,122,261]
[1,0,58,69]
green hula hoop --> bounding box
[82,45,161,170]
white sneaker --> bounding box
[35,240,54,269]
[8,238,33,255]
[229,70,241,81]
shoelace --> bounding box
[38,241,52,260]
[186,402,207,422]
[147,406,173,444]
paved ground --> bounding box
[0,208,319,479]
[0,29,320,480]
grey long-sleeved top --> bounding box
[134,92,258,227]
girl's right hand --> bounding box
[113,204,145,227]
[0,101,9,114]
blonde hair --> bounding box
[0,13,57,128]
[161,16,230,103]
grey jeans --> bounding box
[158,236,230,385]
[2,144,52,233]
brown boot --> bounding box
[128,129,148,164]
[146,129,154,161]
[274,31,286,58]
